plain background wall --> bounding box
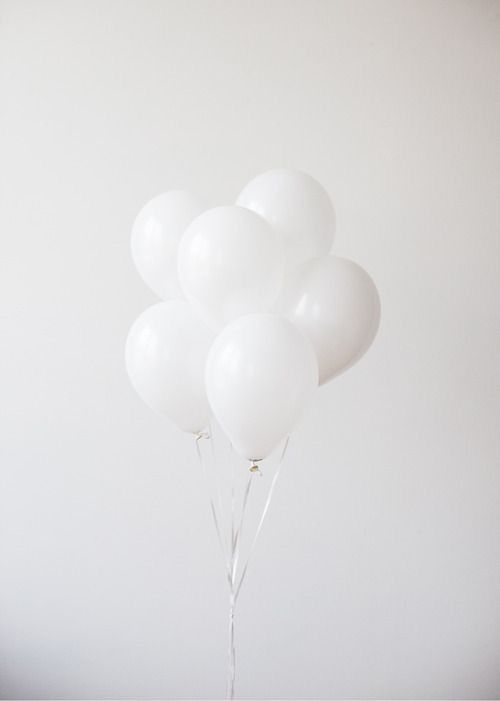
[1,0,499,698]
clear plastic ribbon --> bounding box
[194,431,289,699]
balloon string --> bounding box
[234,436,289,603]
[230,446,236,562]
[209,421,229,554]
[231,473,253,582]
[226,591,236,699]
[195,432,230,575]
[226,466,253,699]
[197,432,289,699]
[226,447,237,700]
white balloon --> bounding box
[125,301,214,433]
[178,206,284,329]
[277,256,380,385]
[206,313,318,460]
[236,169,335,272]
[131,190,206,299]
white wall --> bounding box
[1,0,499,698]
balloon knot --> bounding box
[249,463,262,476]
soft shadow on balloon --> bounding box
[125,300,215,433]
[205,313,318,460]
[275,255,381,385]
[236,168,336,273]
[178,206,285,330]
[131,190,206,300]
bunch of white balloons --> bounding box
[126,169,380,461]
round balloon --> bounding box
[178,206,284,329]
[236,169,335,272]
[125,301,214,433]
[205,313,318,460]
[276,256,380,385]
[131,190,206,299]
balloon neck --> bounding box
[249,461,262,475]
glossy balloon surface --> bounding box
[277,256,380,384]
[125,301,214,433]
[131,190,206,299]
[178,206,284,329]
[236,169,335,272]
[206,313,318,460]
